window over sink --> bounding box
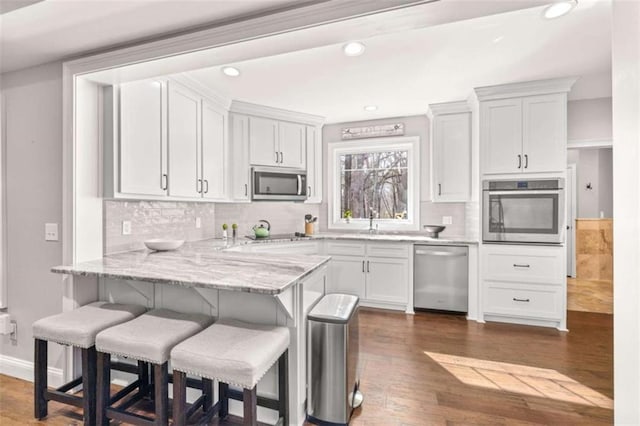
[328,136,420,231]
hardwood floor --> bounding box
[0,308,613,425]
[567,277,613,314]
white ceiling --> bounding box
[184,0,612,123]
[0,0,302,73]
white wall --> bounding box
[568,148,613,218]
[320,115,467,238]
[0,62,65,368]
[567,97,612,142]
[613,0,640,423]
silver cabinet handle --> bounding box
[161,174,168,191]
[275,151,279,164]
[362,260,365,273]
[244,183,248,196]
[197,179,203,194]
[524,154,529,169]
[438,183,442,196]
[513,297,530,302]
[513,264,530,268]
[367,260,370,273]
[517,154,522,169]
[415,250,467,257]
[308,186,311,198]
[204,179,209,194]
[280,151,284,164]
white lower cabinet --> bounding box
[481,244,566,330]
[327,241,410,311]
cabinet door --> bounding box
[366,257,409,304]
[522,94,566,173]
[119,79,167,196]
[231,114,250,201]
[305,125,322,203]
[279,122,306,169]
[201,100,226,200]
[432,112,471,202]
[327,256,366,299]
[168,83,201,198]
[249,116,278,166]
[481,98,523,174]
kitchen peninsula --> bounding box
[52,242,330,425]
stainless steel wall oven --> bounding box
[482,178,565,244]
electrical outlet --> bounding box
[442,216,453,225]
[122,220,132,235]
[195,217,201,229]
[45,223,59,241]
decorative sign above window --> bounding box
[341,123,405,140]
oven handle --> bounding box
[297,174,302,195]
[485,190,562,195]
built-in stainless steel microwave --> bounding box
[252,167,307,201]
[482,178,565,244]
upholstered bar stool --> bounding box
[171,319,290,426]
[95,308,213,426]
[32,301,147,425]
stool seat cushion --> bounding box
[32,302,147,349]
[96,309,213,364]
[171,319,290,389]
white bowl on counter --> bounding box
[144,239,184,251]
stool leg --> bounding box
[138,360,150,397]
[243,386,257,426]
[81,347,97,426]
[154,362,168,426]
[202,378,214,412]
[278,349,289,425]
[34,339,48,419]
[172,370,187,426]
[96,351,110,426]
[218,382,229,418]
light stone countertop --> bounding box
[51,241,331,295]
[309,232,478,245]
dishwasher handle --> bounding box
[415,249,467,257]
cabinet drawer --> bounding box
[327,241,366,256]
[483,247,564,285]
[484,282,562,320]
[366,242,410,259]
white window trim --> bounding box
[328,136,420,231]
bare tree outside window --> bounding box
[340,150,409,220]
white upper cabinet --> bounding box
[118,79,167,196]
[249,116,306,169]
[476,77,575,176]
[230,113,251,201]
[201,100,227,200]
[249,116,278,166]
[278,121,306,169]
[429,101,471,202]
[305,125,323,204]
[167,82,201,198]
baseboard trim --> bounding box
[0,354,63,388]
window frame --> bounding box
[328,136,420,231]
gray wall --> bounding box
[568,147,613,218]
[567,97,613,142]
[320,115,466,238]
[0,62,65,367]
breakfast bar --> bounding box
[52,242,331,425]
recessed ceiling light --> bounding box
[222,66,240,77]
[343,42,366,57]
[543,0,577,19]
[364,105,378,112]
[493,36,504,44]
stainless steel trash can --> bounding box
[307,293,362,425]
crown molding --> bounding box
[474,77,578,101]
[427,100,471,118]
[230,100,325,125]
[170,73,232,110]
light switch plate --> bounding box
[442,216,453,225]
[195,217,201,229]
[122,220,132,235]
[45,223,59,241]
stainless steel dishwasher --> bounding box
[414,245,468,313]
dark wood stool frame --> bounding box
[172,349,289,426]
[95,351,204,426]
[34,338,147,426]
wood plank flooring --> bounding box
[0,309,612,425]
